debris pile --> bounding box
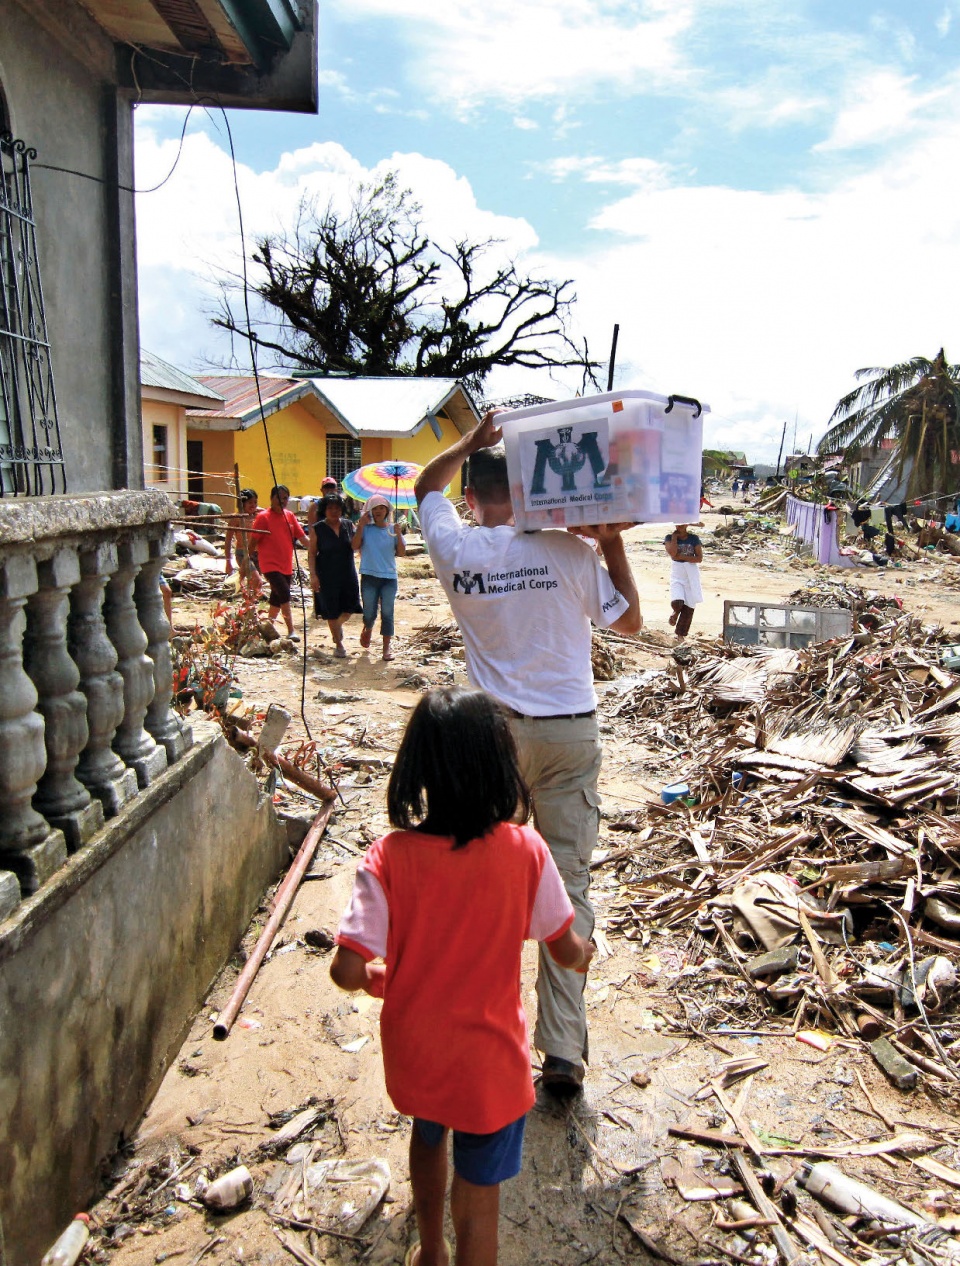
[86,1097,394,1254]
[602,614,960,1086]
[785,583,904,619]
[163,554,231,600]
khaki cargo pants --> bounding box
[509,712,602,1066]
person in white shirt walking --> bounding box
[415,412,642,1096]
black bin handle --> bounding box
[665,393,702,418]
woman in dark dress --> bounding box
[309,494,362,657]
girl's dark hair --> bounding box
[270,484,289,500]
[387,687,530,849]
[321,493,346,513]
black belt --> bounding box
[507,708,596,721]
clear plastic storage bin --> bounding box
[498,389,706,530]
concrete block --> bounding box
[279,808,316,848]
[1,829,68,894]
[0,871,20,921]
[47,799,105,853]
[90,766,140,818]
[127,745,168,790]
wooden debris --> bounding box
[601,610,960,1052]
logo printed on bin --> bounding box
[519,419,614,513]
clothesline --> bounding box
[147,464,241,479]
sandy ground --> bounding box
[87,521,960,1266]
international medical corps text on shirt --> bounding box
[418,491,628,717]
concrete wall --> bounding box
[233,399,336,499]
[0,0,141,493]
[0,722,289,1266]
[142,397,189,499]
[185,427,237,507]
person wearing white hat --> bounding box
[353,494,406,661]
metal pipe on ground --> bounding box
[213,799,336,1040]
[229,727,337,802]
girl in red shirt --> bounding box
[331,688,594,1266]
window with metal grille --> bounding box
[151,423,169,480]
[325,435,361,485]
[0,131,66,496]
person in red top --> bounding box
[331,688,594,1266]
[251,485,307,637]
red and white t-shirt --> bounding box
[336,822,574,1134]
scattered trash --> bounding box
[301,1158,391,1234]
[198,1165,254,1210]
[340,1036,370,1054]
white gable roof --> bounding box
[302,376,478,438]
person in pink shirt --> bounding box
[330,687,594,1266]
[251,485,307,636]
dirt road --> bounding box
[90,528,960,1265]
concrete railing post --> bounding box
[0,555,68,892]
[24,547,105,851]
[70,543,139,817]
[104,536,167,788]
[136,530,191,763]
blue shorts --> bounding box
[414,1114,526,1186]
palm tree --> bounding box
[818,349,960,500]
[702,449,735,477]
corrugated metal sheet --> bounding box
[188,374,304,423]
[141,350,223,401]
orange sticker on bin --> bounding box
[612,400,624,412]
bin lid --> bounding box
[498,388,710,424]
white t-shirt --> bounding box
[419,492,628,716]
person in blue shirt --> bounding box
[353,494,407,661]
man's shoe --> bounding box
[540,1055,584,1097]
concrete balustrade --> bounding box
[0,491,192,917]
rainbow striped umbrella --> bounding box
[342,460,427,511]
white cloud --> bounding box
[328,0,696,113]
[535,155,674,188]
[513,116,539,131]
[521,84,960,459]
[135,61,960,464]
[133,111,540,371]
[815,70,948,151]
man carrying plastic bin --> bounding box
[415,411,642,1096]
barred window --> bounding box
[151,423,169,479]
[325,435,361,485]
[0,130,65,495]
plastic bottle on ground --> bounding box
[41,1214,91,1266]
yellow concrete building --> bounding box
[139,351,224,501]
[183,373,480,508]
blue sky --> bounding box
[134,0,960,462]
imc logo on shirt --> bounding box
[452,570,486,595]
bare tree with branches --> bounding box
[214,172,600,393]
